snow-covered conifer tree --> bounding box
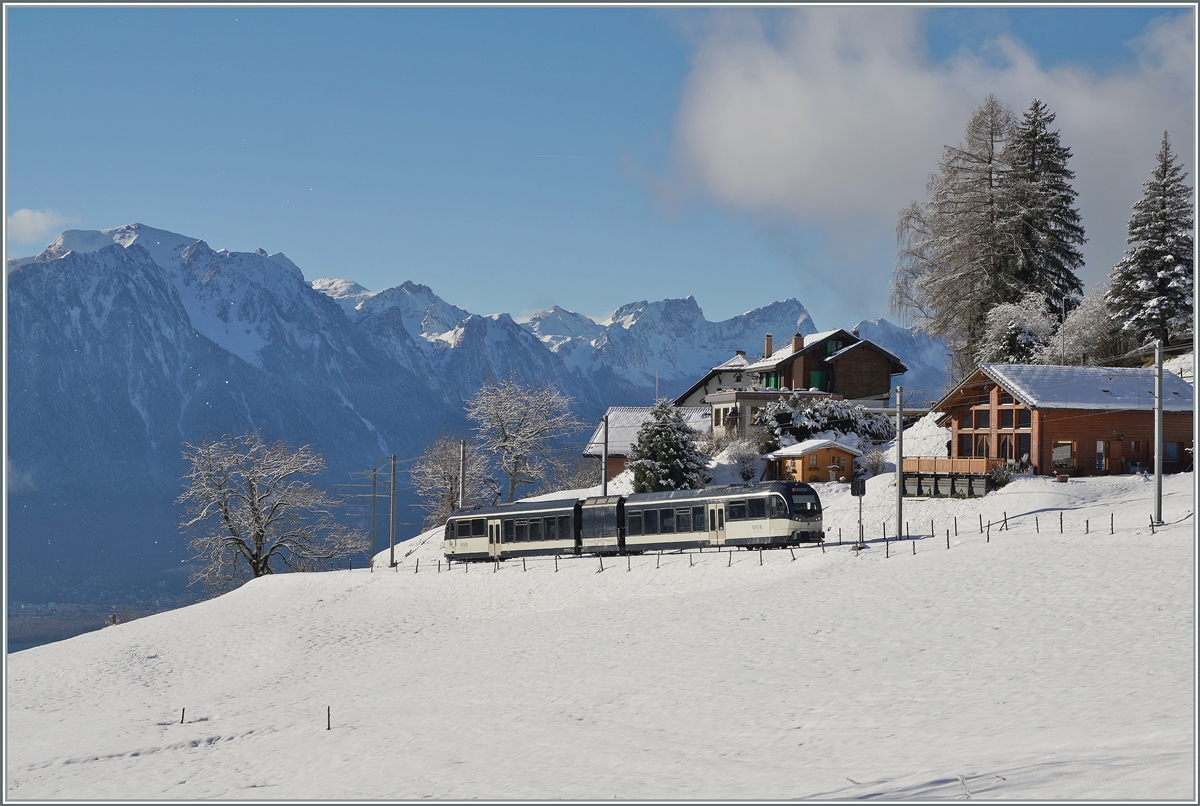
[974,291,1056,365]
[1107,132,1195,345]
[1003,99,1086,318]
[627,399,712,493]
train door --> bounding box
[708,502,726,546]
[488,519,503,559]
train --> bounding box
[443,481,824,562]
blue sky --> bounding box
[5,6,1195,330]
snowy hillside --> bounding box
[7,472,1193,800]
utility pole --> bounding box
[370,468,377,571]
[458,439,466,510]
[895,385,904,540]
[1154,339,1164,526]
[601,413,609,497]
[389,454,397,567]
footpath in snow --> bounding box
[5,472,1195,800]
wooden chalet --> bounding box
[743,330,908,403]
[903,364,1194,496]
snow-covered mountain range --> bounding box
[6,223,949,606]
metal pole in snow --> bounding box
[895,385,903,547]
[1154,339,1164,526]
[602,413,609,498]
[458,440,466,510]
[370,468,377,571]
[389,454,397,568]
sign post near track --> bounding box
[850,478,866,546]
[895,386,904,542]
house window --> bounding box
[975,434,990,458]
[1165,442,1181,462]
[999,434,1013,460]
[714,408,722,428]
[959,434,973,457]
[1018,434,1031,464]
[1051,440,1074,468]
[1017,409,1031,428]
[1096,441,1106,470]
[999,391,1013,404]
[974,409,990,429]
[1131,440,1140,452]
[809,454,819,467]
[1000,409,1013,429]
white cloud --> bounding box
[669,8,1195,304]
[6,208,73,246]
[7,457,37,494]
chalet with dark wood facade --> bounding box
[743,330,907,403]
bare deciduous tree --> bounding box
[178,429,368,595]
[465,374,584,502]
[409,433,498,527]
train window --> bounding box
[627,511,643,536]
[644,509,659,534]
[545,517,557,541]
[727,501,747,521]
[676,508,691,532]
[559,515,572,539]
[769,495,788,519]
[660,508,675,533]
[791,493,820,512]
[747,498,766,519]
[472,519,486,536]
[529,518,542,541]
[515,519,528,542]
[503,520,514,541]
[693,506,706,531]
[455,520,470,538]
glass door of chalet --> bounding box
[708,502,725,547]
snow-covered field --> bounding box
[6,472,1194,800]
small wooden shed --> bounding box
[765,439,863,484]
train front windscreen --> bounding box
[788,487,821,515]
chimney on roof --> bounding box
[736,349,745,357]
[764,333,773,358]
[792,333,802,352]
[851,327,859,338]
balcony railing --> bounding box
[902,457,1005,475]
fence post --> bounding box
[954,516,958,537]
[1060,512,1063,534]
[979,513,983,534]
[886,537,889,558]
[1111,513,1114,535]
[1002,511,1008,531]
[1035,516,1039,533]
[946,529,950,549]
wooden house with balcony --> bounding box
[902,363,1194,496]
[743,330,908,404]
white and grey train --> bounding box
[444,481,824,562]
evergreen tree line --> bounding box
[892,95,1193,380]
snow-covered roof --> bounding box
[713,352,752,371]
[943,364,1194,412]
[824,339,908,372]
[744,329,854,372]
[765,438,863,460]
[583,406,711,457]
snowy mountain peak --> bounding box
[523,305,604,341]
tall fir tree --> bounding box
[627,399,712,493]
[1107,132,1195,345]
[893,94,1020,380]
[1003,99,1086,319]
